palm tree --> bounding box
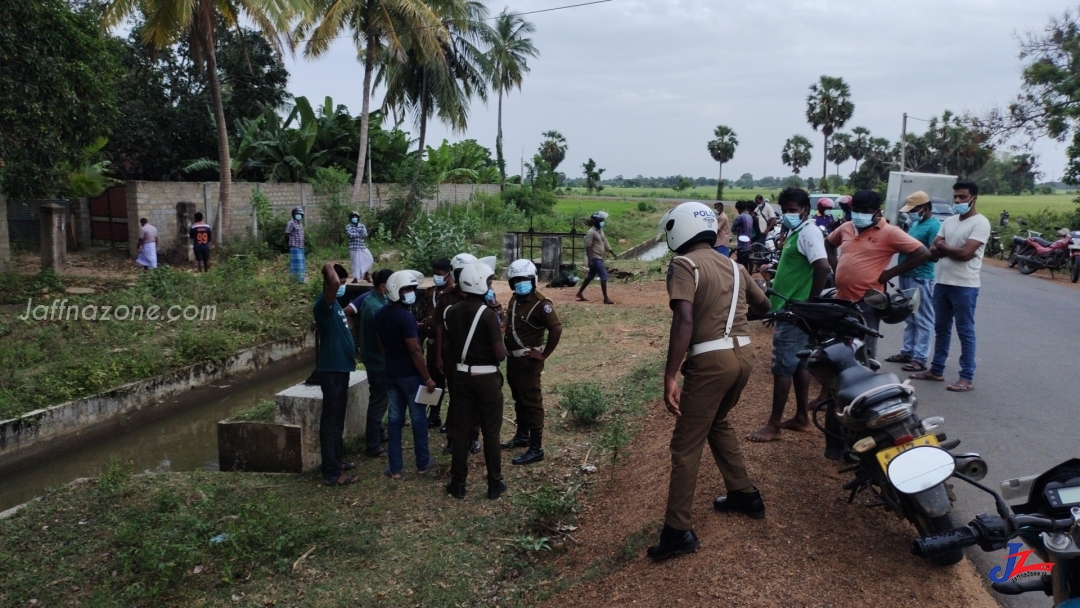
[298,0,443,204]
[782,135,813,175]
[103,0,293,242]
[806,75,855,181]
[848,126,870,172]
[482,10,537,188]
[538,130,567,172]
[706,125,738,200]
[827,132,852,179]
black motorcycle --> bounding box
[767,289,987,566]
[891,448,1080,606]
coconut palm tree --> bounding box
[706,125,738,200]
[848,126,871,172]
[103,0,294,242]
[782,135,813,175]
[297,0,443,204]
[482,10,537,188]
[806,75,855,181]
[538,130,567,172]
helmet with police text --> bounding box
[386,270,420,303]
[458,262,494,296]
[507,259,538,285]
[291,207,304,217]
[450,253,477,282]
[659,202,718,253]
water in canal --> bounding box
[0,355,313,512]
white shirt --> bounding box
[794,220,828,264]
[756,201,776,234]
[934,213,991,288]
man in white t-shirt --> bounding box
[910,181,991,392]
[753,195,776,243]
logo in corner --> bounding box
[988,542,1054,583]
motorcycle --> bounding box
[766,287,986,566]
[986,230,1004,259]
[1008,230,1048,268]
[1014,231,1078,278]
[1070,233,1080,284]
[893,448,1080,606]
[748,242,780,278]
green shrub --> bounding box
[502,186,556,217]
[231,398,276,422]
[311,166,353,247]
[560,382,608,424]
[525,482,580,528]
[401,214,473,272]
[251,190,290,253]
[637,200,657,213]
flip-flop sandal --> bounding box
[909,372,944,381]
[324,475,359,487]
[902,361,927,372]
[946,383,975,392]
[885,354,912,363]
[382,468,402,480]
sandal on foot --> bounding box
[885,354,912,363]
[909,371,944,381]
[946,382,975,392]
[902,361,927,372]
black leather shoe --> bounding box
[470,440,482,454]
[646,525,700,561]
[501,435,529,449]
[713,487,765,519]
[439,424,447,434]
[446,482,466,500]
[442,441,454,456]
[428,415,442,429]
[512,428,544,465]
[487,480,507,500]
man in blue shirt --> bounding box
[884,191,940,373]
[374,271,438,478]
[345,269,393,458]
[313,263,357,486]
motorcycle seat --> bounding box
[1030,237,1052,247]
[835,368,903,409]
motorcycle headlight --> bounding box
[866,400,914,429]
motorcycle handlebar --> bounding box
[913,515,1075,558]
[911,526,979,557]
[845,319,884,339]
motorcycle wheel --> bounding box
[1018,259,1040,275]
[1072,260,1080,283]
[914,511,964,566]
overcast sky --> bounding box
[283,0,1072,182]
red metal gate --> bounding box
[89,185,128,246]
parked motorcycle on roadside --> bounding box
[764,286,987,566]
[1008,230,1048,268]
[1014,229,1078,278]
[892,449,1080,606]
[1070,232,1080,284]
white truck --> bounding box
[884,171,957,225]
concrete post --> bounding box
[0,189,10,272]
[39,203,66,273]
[540,236,563,282]
[502,233,519,268]
[70,198,92,251]
[176,201,196,262]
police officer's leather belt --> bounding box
[688,336,751,357]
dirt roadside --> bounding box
[538,279,998,608]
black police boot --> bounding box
[442,440,454,456]
[446,481,466,500]
[501,425,530,449]
[713,487,765,519]
[646,525,700,561]
[469,439,482,454]
[427,406,441,430]
[487,480,507,500]
[512,429,545,465]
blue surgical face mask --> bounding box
[851,212,876,229]
[484,289,496,303]
[350,217,359,224]
[781,213,803,230]
[433,274,446,287]
[599,221,605,229]
[335,285,346,298]
[953,203,971,215]
[294,214,303,221]
[513,281,534,296]
[402,291,416,306]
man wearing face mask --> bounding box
[577,211,616,304]
[435,254,483,456]
[422,258,454,429]
[825,190,929,360]
[313,262,358,486]
[884,192,940,373]
[286,207,306,283]
[345,212,373,283]
[345,268,394,459]
[910,181,991,393]
[748,188,831,443]
[501,259,563,465]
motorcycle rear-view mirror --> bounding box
[887,446,956,495]
[863,289,889,310]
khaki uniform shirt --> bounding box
[504,291,561,350]
[445,297,502,367]
[584,227,613,261]
[666,244,769,345]
[434,290,464,358]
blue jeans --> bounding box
[386,375,432,474]
[929,284,979,382]
[899,276,935,365]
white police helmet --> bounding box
[659,202,718,253]
[507,259,538,284]
[459,262,494,296]
[450,253,477,272]
[386,270,420,303]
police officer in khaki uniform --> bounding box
[435,253,481,456]
[647,202,772,561]
[501,259,562,465]
[422,257,454,429]
[444,261,508,500]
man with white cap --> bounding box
[884,191,940,373]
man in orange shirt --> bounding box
[825,190,929,360]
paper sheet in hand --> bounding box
[414,386,443,406]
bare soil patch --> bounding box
[13,247,138,281]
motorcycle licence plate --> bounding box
[876,434,939,473]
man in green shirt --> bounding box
[313,263,358,486]
[350,269,392,458]
[748,188,830,443]
[884,192,940,372]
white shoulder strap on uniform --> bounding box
[460,305,489,362]
[509,298,545,349]
[672,256,700,290]
[724,258,740,339]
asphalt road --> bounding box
[876,262,1079,608]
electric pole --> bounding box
[900,112,908,173]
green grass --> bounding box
[969,193,1076,222]
[563,186,783,202]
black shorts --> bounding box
[194,248,210,263]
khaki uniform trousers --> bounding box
[507,356,545,429]
[665,343,754,530]
[449,371,504,486]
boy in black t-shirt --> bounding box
[190,212,213,272]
